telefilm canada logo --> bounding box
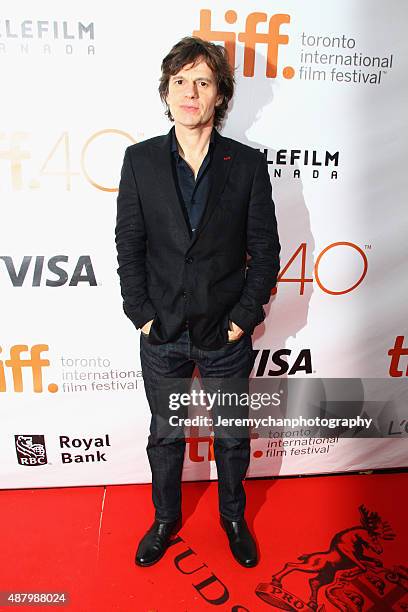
[0,255,98,287]
[15,435,47,466]
[261,148,339,181]
[0,19,95,55]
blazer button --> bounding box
[185,257,193,264]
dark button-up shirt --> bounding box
[170,126,215,235]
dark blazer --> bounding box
[115,127,281,350]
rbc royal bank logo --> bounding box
[193,9,294,78]
[15,435,48,466]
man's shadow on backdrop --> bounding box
[179,50,376,524]
[184,48,313,511]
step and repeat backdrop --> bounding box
[1,0,407,488]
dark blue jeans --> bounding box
[140,328,255,522]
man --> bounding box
[115,36,280,568]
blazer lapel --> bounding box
[189,129,234,249]
[149,127,235,250]
[149,129,192,245]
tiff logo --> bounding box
[186,428,259,462]
[0,344,58,392]
[388,336,408,377]
[193,9,294,78]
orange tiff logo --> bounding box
[0,344,58,393]
[193,9,294,78]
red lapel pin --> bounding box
[224,155,231,160]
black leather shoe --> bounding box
[135,516,182,567]
[220,515,258,567]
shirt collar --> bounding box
[170,125,215,156]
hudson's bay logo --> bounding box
[257,505,407,610]
[116,502,407,610]
[0,255,97,286]
[15,435,47,466]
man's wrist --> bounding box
[229,303,265,335]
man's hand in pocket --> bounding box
[228,319,244,342]
[141,319,154,335]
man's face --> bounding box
[166,58,223,129]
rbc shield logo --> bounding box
[15,435,47,466]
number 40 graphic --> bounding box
[273,242,368,295]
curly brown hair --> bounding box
[159,36,235,129]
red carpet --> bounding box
[0,473,407,611]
